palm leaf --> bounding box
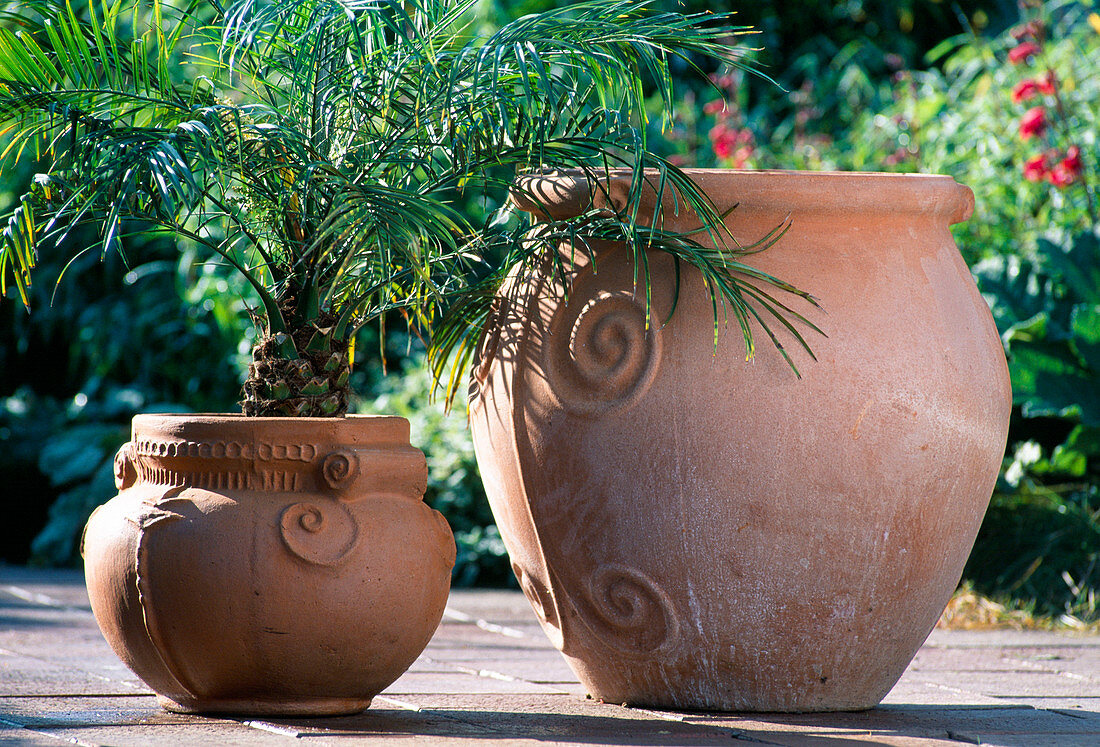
[1,0,819,411]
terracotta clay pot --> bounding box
[469,169,1011,712]
[82,414,455,716]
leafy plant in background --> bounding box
[970,225,1100,624]
[959,3,1099,625]
[852,0,1100,623]
[0,218,249,564]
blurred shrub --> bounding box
[0,166,252,564]
[923,4,1098,623]
[1,387,177,566]
[968,226,1100,623]
[0,235,248,564]
[815,2,1100,622]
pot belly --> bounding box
[470,210,1011,711]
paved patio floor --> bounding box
[1,565,1098,746]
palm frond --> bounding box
[1,0,818,408]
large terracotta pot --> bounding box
[469,169,1011,712]
[82,414,455,716]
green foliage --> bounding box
[0,386,188,565]
[966,225,1100,621]
[978,229,1100,424]
[0,0,815,410]
[967,433,1100,624]
[738,1,1098,262]
[365,356,511,587]
[487,1,1008,136]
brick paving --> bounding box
[1,565,1098,746]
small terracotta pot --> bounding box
[470,169,1011,712]
[83,414,455,716]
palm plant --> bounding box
[0,0,819,416]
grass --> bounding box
[937,582,1100,633]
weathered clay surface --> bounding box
[83,414,455,716]
[470,169,1012,712]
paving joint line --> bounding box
[0,715,98,747]
[0,692,153,699]
[374,695,423,711]
[0,585,91,614]
[442,608,527,638]
[946,729,982,744]
[240,719,305,738]
[1050,708,1091,720]
[0,646,150,692]
[1002,655,1100,684]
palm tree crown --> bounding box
[0,0,819,414]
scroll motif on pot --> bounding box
[114,443,137,490]
[545,290,661,416]
[582,564,679,655]
[320,449,361,492]
[279,500,359,566]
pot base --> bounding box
[157,694,373,717]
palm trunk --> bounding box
[240,321,351,417]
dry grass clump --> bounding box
[937,583,1100,633]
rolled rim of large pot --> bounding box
[511,168,975,226]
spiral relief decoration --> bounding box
[279,501,359,566]
[583,564,679,655]
[546,291,660,416]
[320,449,360,493]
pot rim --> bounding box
[513,168,975,225]
[127,412,412,446]
[130,413,403,422]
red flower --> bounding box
[1048,162,1076,187]
[1011,20,1045,41]
[1012,79,1040,103]
[1045,148,1084,188]
[1038,70,1057,95]
[885,147,911,167]
[731,145,754,169]
[1063,145,1083,174]
[707,73,735,90]
[1018,107,1047,139]
[1008,42,1041,64]
[1023,154,1049,182]
[703,99,725,115]
[709,124,737,159]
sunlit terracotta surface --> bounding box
[470,169,1011,712]
[83,414,455,716]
